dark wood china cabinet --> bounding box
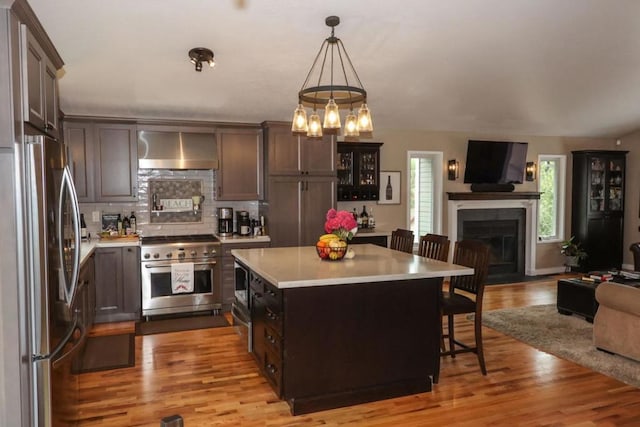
[571,150,628,271]
[336,142,382,201]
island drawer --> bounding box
[264,324,283,355]
[263,283,282,310]
[263,347,283,395]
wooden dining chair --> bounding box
[418,233,450,262]
[390,228,414,254]
[437,239,490,382]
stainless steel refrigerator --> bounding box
[22,134,85,426]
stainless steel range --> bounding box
[140,234,221,319]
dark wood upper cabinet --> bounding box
[215,127,264,201]
[21,25,60,138]
[94,123,138,202]
[263,122,335,176]
[65,121,95,202]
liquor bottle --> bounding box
[152,193,158,210]
[368,207,375,229]
[80,213,88,240]
[117,214,123,235]
[352,208,358,223]
[360,205,369,229]
[129,211,137,234]
[385,175,393,200]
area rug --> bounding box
[479,304,640,388]
[135,314,229,336]
[73,334,135,374]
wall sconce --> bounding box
[448,159,459,181]
[526,162,536,181]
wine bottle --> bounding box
[360,205,369,229]
[385,175,393,200]
[130,211,137,234]
[123,215,131,235]
[117,214,123,235]
[368,207,375,229]
[80,213,88,240]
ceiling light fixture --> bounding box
[292,16,373,140]
[188,47,215,72]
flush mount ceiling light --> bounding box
[188,47,215,72]
[292,16,373,140]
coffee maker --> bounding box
[217,207,233,236]
[237,210,251,236]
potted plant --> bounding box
[560,236,587,267]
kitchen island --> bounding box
[231,244,473,415]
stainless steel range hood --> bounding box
[138,128,218,169]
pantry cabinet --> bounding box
[267,175,335,247]
[571,150,628,271]
[262,122,336,247]
[216,127,264,201]
[94,246,141,323]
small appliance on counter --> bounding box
[217,207,234,236]
[237,210,251,236]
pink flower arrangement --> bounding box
[324,208,358,241]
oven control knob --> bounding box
[202,251,209,257]
[166,253,172,258]
[153,253,159,259]
[178,252,186,259]
[190,251,197,257]
[144,253,150,259]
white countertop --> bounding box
[79,238,139,266]
[352,229,392,237]
[216,234,271,244]
[231,243,473,289]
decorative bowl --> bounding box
[316,241,348,261]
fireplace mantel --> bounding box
[448,194,539,276]
[447,192,541,201]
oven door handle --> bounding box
[144,261,217,269]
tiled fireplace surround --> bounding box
[447,193,539,276]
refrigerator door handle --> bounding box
[33,309,81,363]
[51,310,87,369]
[57,166,81,305]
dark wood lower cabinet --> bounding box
[250,272,441,415]
[94,246,141,323]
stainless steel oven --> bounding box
[231,260,252,351]
[140,234,222,319]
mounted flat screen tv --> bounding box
[463,140,528,184]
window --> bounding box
[407,151,443,242]
[537,154,566,241]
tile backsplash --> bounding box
[79,169,259,237]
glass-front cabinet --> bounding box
[336,142,383,201]
[589,156,624,213]
[572,150,628,271]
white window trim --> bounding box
[537,154,566,243]
[406,151,444,235]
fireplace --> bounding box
[458,208,525,279]
[447,192,540,281]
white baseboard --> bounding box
[530,266,567,276]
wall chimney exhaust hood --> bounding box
[138,128,218,169]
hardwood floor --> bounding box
[77,275,640,426]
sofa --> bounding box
[593,281,640,362]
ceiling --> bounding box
[26,0,640,138]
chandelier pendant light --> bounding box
[291,16,373,140]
